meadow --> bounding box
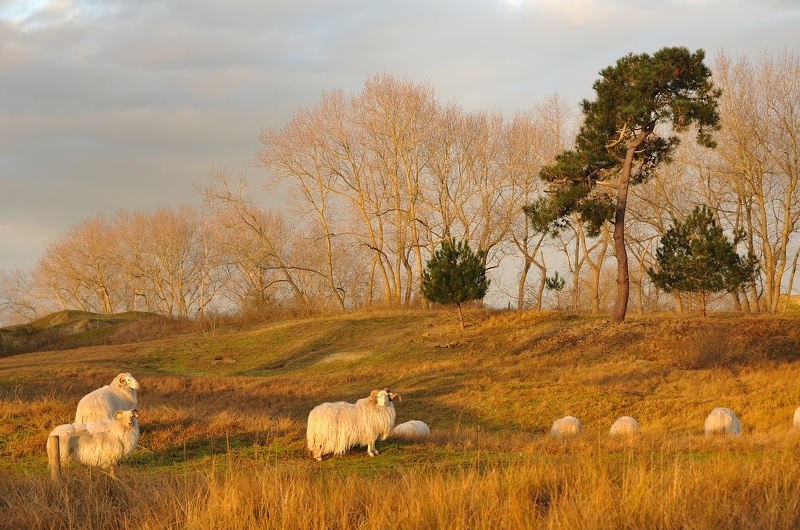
[1,309,800,529]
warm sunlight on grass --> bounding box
[1,309,799,528]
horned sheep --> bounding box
[550,415,582,438]
[75,372,139,423]
[307,388,401,460]
[48,409,140,478]
[704,407,742,436]
[392,420,430,438]
[610,416,640,437]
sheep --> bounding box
[392,420,430,438]
[307,388,401,461]
[550,415,582,438]
[793,406,800,430]
[48,409,140,478]
[704,407,742,436]
[75,372,139,423]
[610,416,640,437]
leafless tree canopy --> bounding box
[2,55,799,323]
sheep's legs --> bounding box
[367,441,378,457]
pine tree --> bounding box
[528,47,721,324]
[420,239,489,330]
[647,205,759,316]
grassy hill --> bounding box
[0,310,164,357]
[1,309,800,528]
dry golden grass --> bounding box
[1,309,800,529]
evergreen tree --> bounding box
[647,205,759,316]
[527,47,721,324]
[420,238,489,330]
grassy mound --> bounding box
[0,310,164,357]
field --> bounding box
[1,309,800,529]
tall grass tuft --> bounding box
[2,443,800,529]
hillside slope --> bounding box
[0,310,163,357]
[2,309,800,528]
[2,309,799,438]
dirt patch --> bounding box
[318,351,371,364]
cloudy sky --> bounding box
[1,0,798,273]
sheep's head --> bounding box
[115,372,140,391]
[370,388,401,407]
[113,409,139,430]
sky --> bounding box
[1,0,799,273]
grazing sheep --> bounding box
[307,388,401,460]
[550,415,582,438]
[704,407,742,436]
[392,420,430,438]
[48,409,140,478]
[793,406,800,430]
[610,416,640,437]
[75,372,139,423]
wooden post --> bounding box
[47,435,61,481]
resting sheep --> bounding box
[550,415,582,438]
[75,372,139,423]
[610,416,640,437]
[48,409,140,478]
[392,420,430,438]
[793,406,800,430]
[704,407,742,436]
[307,388,401,460]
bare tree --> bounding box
[30,215,124,314]
[0,268,53,323]
[201,170,312,313]
[710,51,800,313]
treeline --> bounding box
[1,51,799,323]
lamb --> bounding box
[47,409,140,478]
[550,415,582,438]
[307,388,401,460]
[704,407,742,436]
[392,420,430,438]
[793,406,800,430]
[75,372,139,423]
[610,416,640,437]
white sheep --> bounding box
[793,406,800,430]
[610,416,640,437]
[48,409,140,478]
[392,420,430,438]
[75,372,139,423]
[704,407,742,436]
[307,388,401,460]
[550,415,582,438]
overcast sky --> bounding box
[1,0,798,273]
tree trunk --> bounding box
[517,256,532,311]
[612,130,649,324]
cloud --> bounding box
[0,0,798,274]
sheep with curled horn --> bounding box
[307,387,401,460]
[75,372,139,423]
